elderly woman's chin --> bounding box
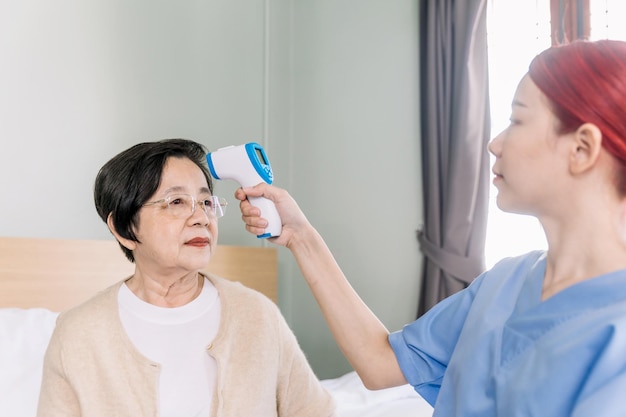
[185,250,214,272]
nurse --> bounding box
[236,39,626,416]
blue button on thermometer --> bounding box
[207,142,281,238]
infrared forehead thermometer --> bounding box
[207,142,281,238]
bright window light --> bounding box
[485,1,550,269]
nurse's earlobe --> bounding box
[569,123,602,175]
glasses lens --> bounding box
[167,195,193,218]
[197,196,226,218]
[213,197,227,218]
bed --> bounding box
[0,236,433,417]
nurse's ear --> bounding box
[569,122,603,175]
[107,213,138,252]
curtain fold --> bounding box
[417,0,491,316]
[550,0,590,45]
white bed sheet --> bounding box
[321,370,433,417]
[0,308,433,417]
[0,308,58,417]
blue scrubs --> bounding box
[389,250,626,416]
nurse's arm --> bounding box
[236,184,407,390]
[288,224,408,390]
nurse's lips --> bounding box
[186,237,210,247]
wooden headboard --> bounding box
[0,236,277,311]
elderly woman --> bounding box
[37,139,335,417]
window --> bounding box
[589,1,626,39]
[485,1,550,268]
[484,0,626,268]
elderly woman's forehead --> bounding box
[157,157,211,189]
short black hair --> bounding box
[94,138,213,262]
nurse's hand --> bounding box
[235,183,315,249]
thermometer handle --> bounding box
[249,195,282,238]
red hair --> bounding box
[529,40,626,194]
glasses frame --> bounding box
[143,194,227,219]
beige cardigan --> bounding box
[37,273,336,417]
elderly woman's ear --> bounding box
[107,212,137,252]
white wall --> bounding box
[0,0,266,242]
[0,0,422,379]
[271,1,423,378]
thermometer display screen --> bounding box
[255,148,267,165]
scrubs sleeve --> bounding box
[388,272,486,405]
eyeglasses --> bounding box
[143,194,227,219]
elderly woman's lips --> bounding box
[186,237,210,246]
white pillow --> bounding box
[0,308,58,417]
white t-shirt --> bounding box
[118,277,221,417]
